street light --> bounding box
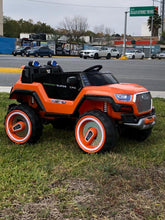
[123,11,129,56]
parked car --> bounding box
[158,51,165,59]
[125,49,145,59]
[26,46,54,57]
[12,46,31,56]
[80,46,120,59]
[151,53,158,59]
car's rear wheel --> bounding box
[5,104,42,144]
[132,55,135,59]
[106,53,111,59]
[94,53,99,59]
[75,110,117,153]
[116,54,120,59]
[49,54,52,57]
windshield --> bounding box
[81,72,119,86]
[126,49,135,53]
[16,46,26,50]
[31,46,40,51]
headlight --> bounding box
[115,94,131,101]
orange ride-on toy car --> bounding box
[5,61,156,153]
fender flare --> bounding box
[73,95,121,115]
[10,89,45,111]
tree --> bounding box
[158,31,165,44]
[147,14,161,36]
[3,16,55,38]
[61,16,88,43]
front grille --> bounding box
[134,92,152,113]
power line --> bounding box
[26,0,127,9]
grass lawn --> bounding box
[0,93,165,219]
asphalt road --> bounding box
[0,55,165,92]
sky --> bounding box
[3,0,161,36]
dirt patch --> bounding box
[1,166,165,219]
[0,178,98,220]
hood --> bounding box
[83,83,148,98]
[82,49,98,52]
[125,51,135,55]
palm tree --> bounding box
[147,14,161,36]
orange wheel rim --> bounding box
[75,115,106,153]
[5,110,32,144]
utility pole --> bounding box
[162,0,165,33]
[123,11,128,56]
[149,0,155,59]
[0,0,3,36]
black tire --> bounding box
[141,55,144,59]
[94,53,99,59]
[49,54,52,58]
[116,54,120,59]
[132,128,152,141]
[132,55,135,59]
[34,53,38,57]
[106,53,111,59]
[5,104,43,144]
[124,127,152,142]
[75,110,117,153]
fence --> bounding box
[0,37,16,54]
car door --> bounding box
[111,49,117,57]
[135,50,140,59]
[40,47,47,56]
[99,47,105,57]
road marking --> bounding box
[0,68,22,73]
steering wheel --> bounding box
[83,65,102,72]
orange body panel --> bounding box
[11,76,151,120]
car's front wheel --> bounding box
[5,104,42,144]
[106,53,111,59]
[94,53,99,59]
[75,110,117,153]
